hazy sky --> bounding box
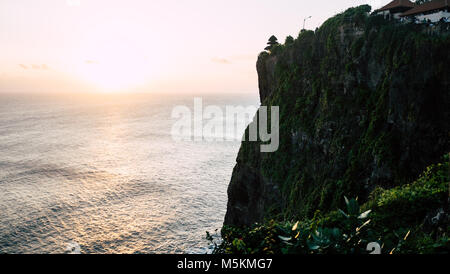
[0,0,386,94]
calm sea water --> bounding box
[0,92,259,254]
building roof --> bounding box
[401,0,449,16]
[377,0,416,12]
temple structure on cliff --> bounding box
[375,0,415,20]
[375,0,449,23]
[401,0,450,22]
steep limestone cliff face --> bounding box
[225,6,450,226]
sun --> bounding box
[78,56,151,92]
[73,39,156,92]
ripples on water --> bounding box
[0,93,259,254]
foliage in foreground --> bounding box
[208,155,449,254]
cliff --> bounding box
[224,5,450,227]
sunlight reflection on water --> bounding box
[0,93,259,254]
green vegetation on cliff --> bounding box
[225,5,449,227]
[221,5,449,254]
[212,154,449,254]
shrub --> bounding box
[209,155,449,254]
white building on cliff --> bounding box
[375,0,415,20]
[401,0,450,23]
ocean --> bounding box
[0,92,259,254]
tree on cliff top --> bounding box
[265,35,279,52]
[285,35,294,45]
